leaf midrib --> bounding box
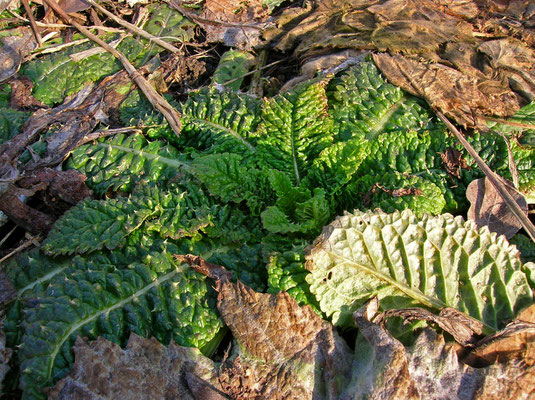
[45,263,189,382]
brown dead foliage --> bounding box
[266,0,535,128]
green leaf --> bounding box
[17,251,221,399]
[262,188,330,235]
[211,50,256,91]
[327,61,438,141]
[302,138,370,194]
[191,153,270,214]
[180,87,261,155]
[67,133,188,195]
[42,184,231,255]
[254,80,334,185]
[306,209,534,330]
[119,89,178,145]
[42,197,155,255]
[21,6,194,105]
[341,172,446,216]
[0,107,30,144]
[266,240,321,313]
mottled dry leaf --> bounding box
[373,52,519,129]
[380,307,484,346]
[199,0,270,49]
[440,148,470,179]
[218,280,353,400]
[466,177,528,238]
[0,327,12,396]
[344,298,535,399]
[478,38,535,101]
[49,334,224,400]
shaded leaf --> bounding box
[467,177,528,238]
[49,334,225,400]
[0,327,12,397]
[344,297,535,400]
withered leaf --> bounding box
[466,177,528,238]
[380,307,484,346]
[440,148,470,179]
[465,320,535,367]
[49,334,224,400]
[372,52,518,129]
[218,280,353,400]
[197,0,270,49]
[344,298,535,399]
[181,255,353,400]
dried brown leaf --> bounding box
[345,298,535,399]
[373,52,518,129]
[380,307,484,346]
[49,334,224,400]
[194,0,270,49]
[466,177,528,238]
[217,280,353,400]
[8,76,48,111]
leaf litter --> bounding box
[0,0,535,398]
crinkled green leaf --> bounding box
[306,209,534,330]
[43,184,235,255]
[327,61,438,142]
[179,87,261,155]
[341,172,446,216]
[67,133,188,195]
[302,138,370,193]
[510,140,535,200]
[254,80,333,185]
[42,197,154,255]
[510,234,535,264]
[119,89,178,145]
[17,251,221,399]
[191,153,270,214]
[21,6,194,105]
[0,107,30,144]
[262,188,330,235]
[266,241,321,313]
[211,49,256,91]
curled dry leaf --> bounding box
[466,176,528,239]
[49,334,225,400]
[344,298,535,400]
[380,307,484,346]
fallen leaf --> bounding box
[181,255,353,400]
[49,334,225,400]
[195,0,270,49]
[57,0,89,13]
[440,148,470,179]
[380,307,484,346]
[372,52,518,129]
[8,76,48,111]
[464,320,535,367]
[344,297,535,399]
[466,176,528,238]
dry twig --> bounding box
[437,111,535,242]
[43,0,182,135]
